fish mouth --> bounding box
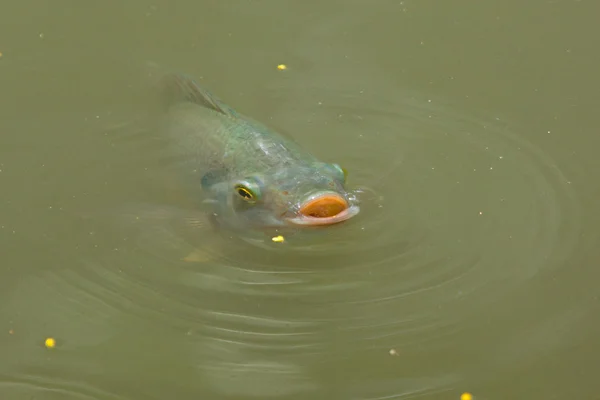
[286,192,360,226]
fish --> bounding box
[148,65,360,233]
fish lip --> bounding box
[286,205,360,226]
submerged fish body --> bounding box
[153,69,360,232]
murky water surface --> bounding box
[1,0,599,399]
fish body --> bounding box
[152,69,360,232]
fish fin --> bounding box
[145,62,238,117]
[182,248,211,263]
[181,216,207,229]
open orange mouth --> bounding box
[286,193,359,226]
[298,194,348,218]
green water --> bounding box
[1,0,599,399]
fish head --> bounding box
[204,162,360,230]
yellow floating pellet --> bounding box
[460,392,473,400]
[44,337,56,348]
[276,64,287,70]
[271,235,285,243]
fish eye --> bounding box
[235,185,255,200]
[233,178,262,203]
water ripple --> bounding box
[0,375,126,400]
[8,84,581,398]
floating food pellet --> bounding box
[460,392,473,400]
[271,235,285,243]
[44,337,56,348]
[276,64,287,70]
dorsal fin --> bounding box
[161,73,239,117]
[145,62,238,117]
